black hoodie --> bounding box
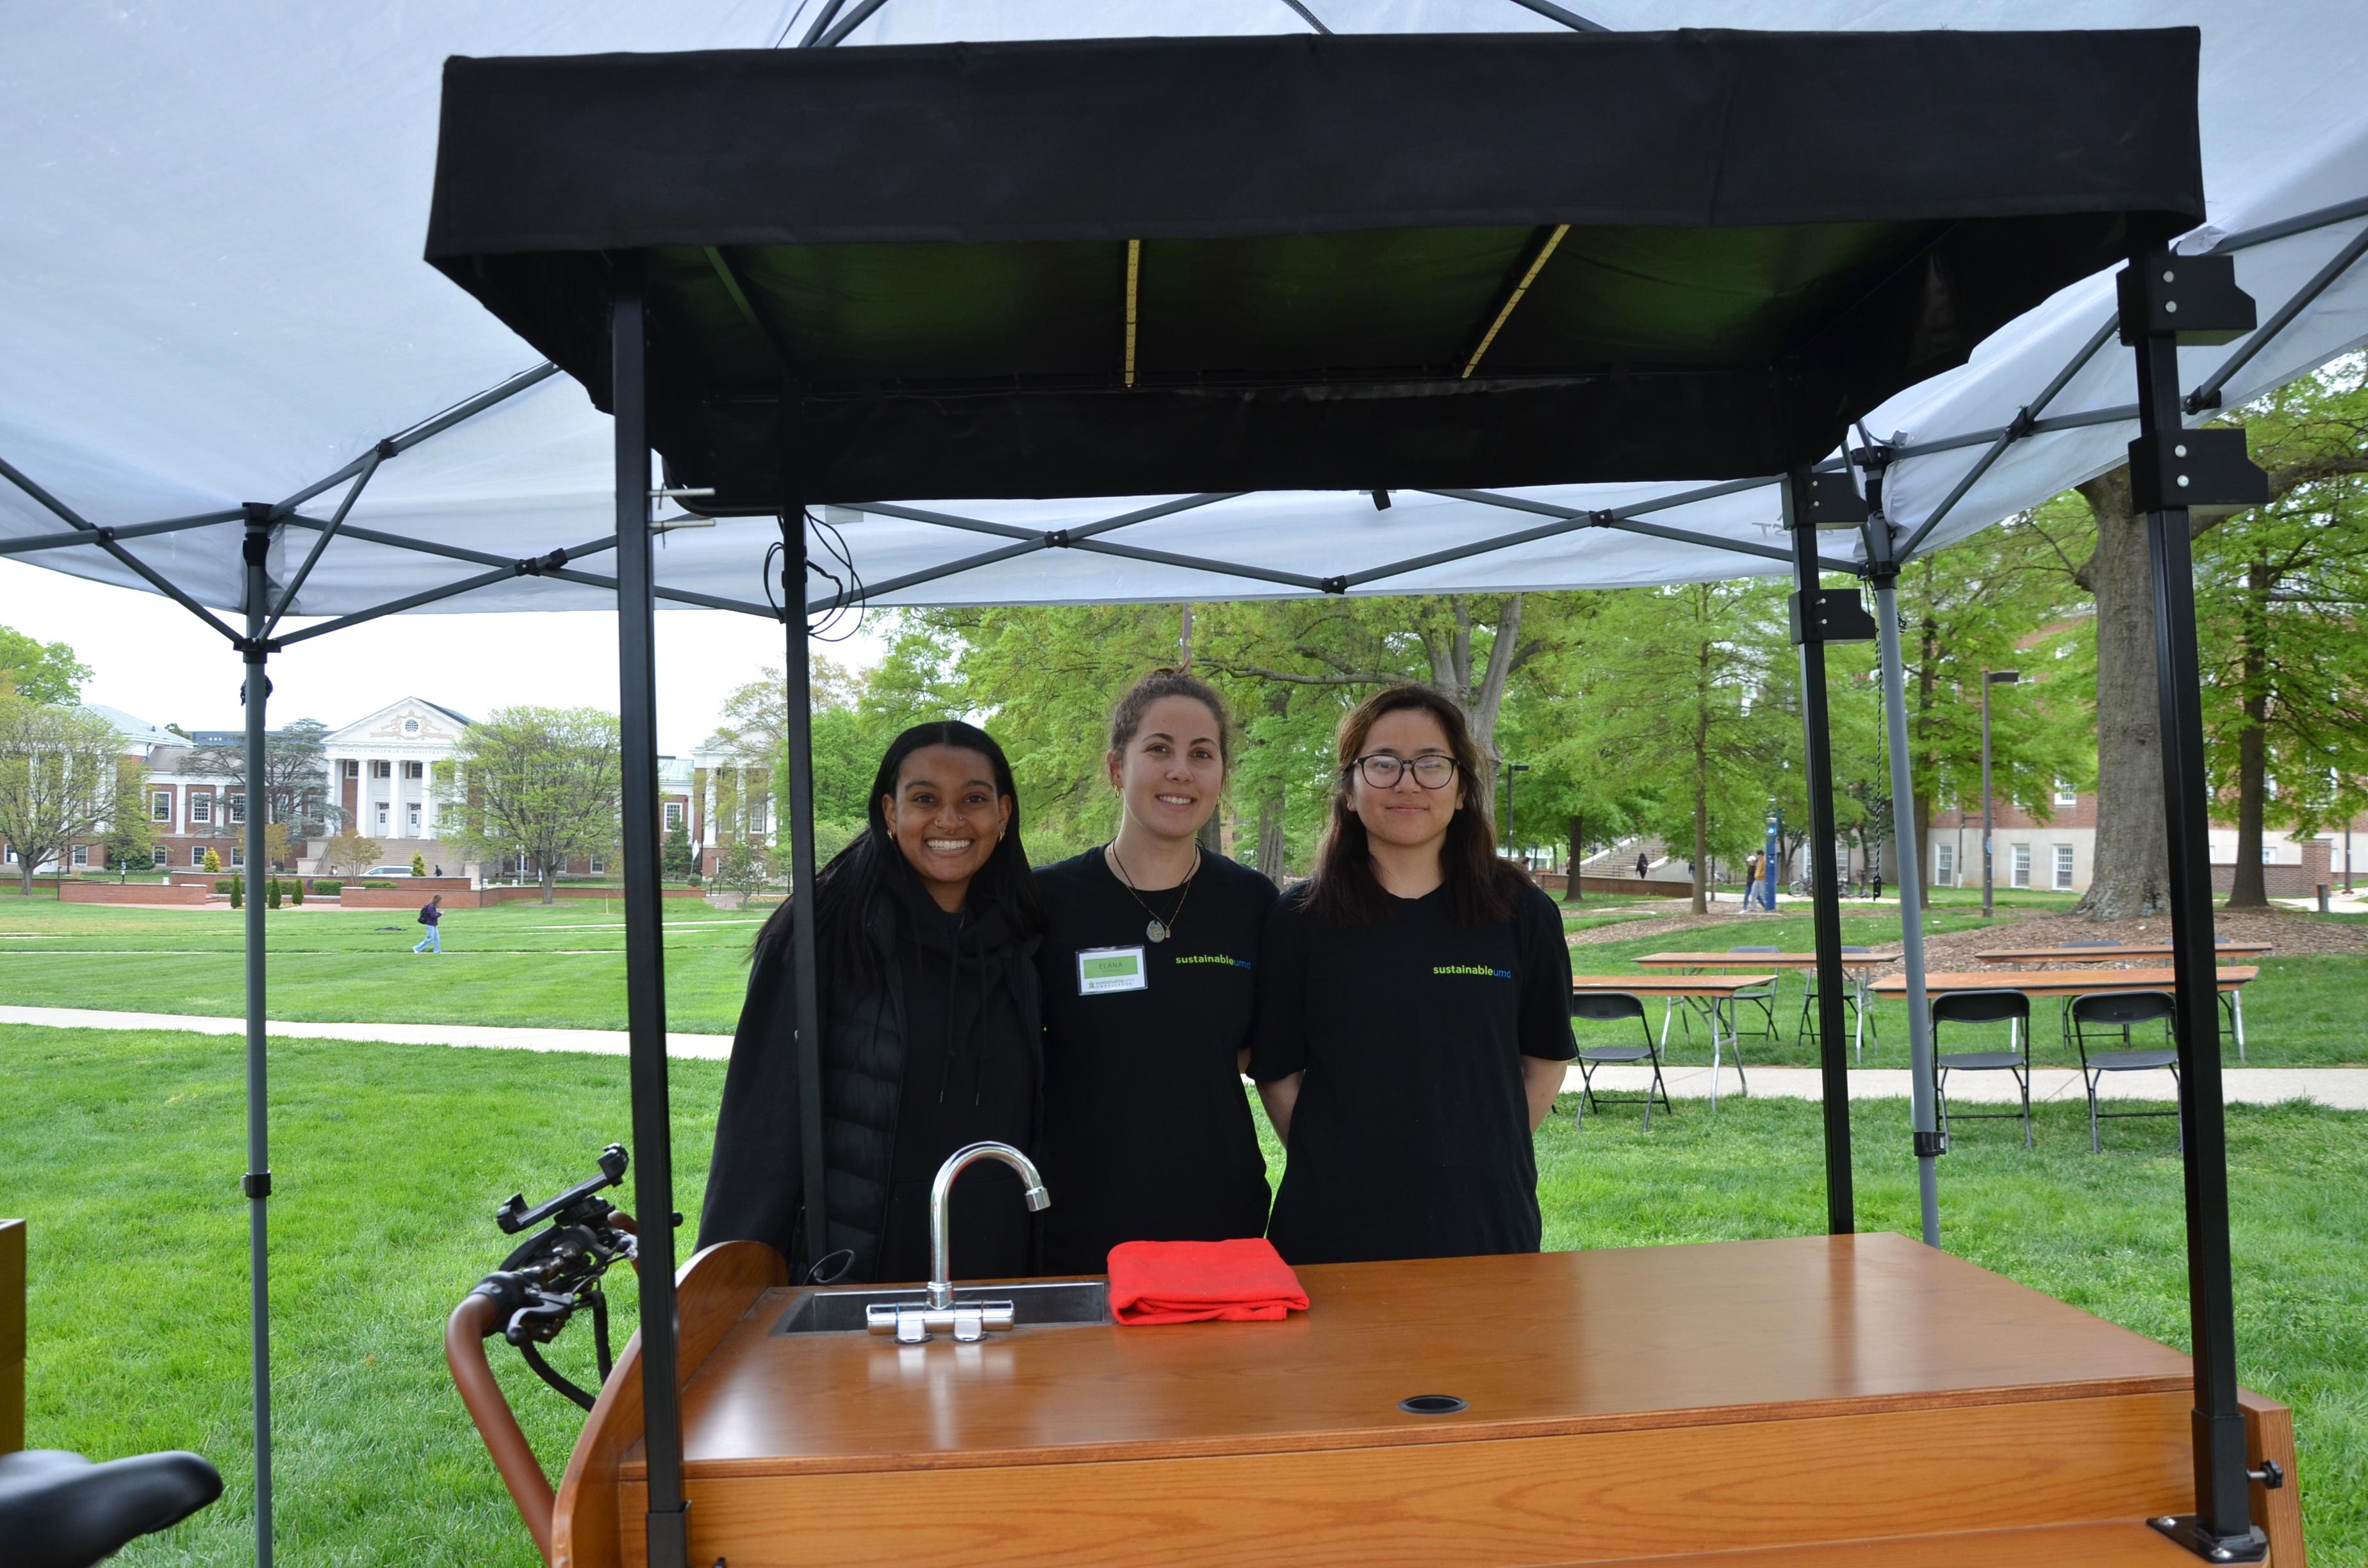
[696,867,1044,1284]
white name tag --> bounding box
[1077,945,1148,995]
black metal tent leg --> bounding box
[1783,471,1855,1236]
[612,264,692,1568]
[239,508,274,1568]
[778,514,828,1258]
[2131,291,2254,1563]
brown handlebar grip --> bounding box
[447,1291,557,1564]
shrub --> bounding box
[311,880,343,896]
[202,848,222,874]
[229,878,243,909]
[215,878,236,894]
[289,881,304,906]
[267,878,283,909]
[409,853,427,878]
[361,880,398,889]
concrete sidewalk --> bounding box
[5,1003,2365,1108]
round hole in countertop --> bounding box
[1398,1394,1468,1416]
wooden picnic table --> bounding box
[1871,967,2260,1059]
[1572,974,1774,1107]
[1632,951,1898,1061]
[1971,942,2269,967]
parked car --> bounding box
[361,865,415,877]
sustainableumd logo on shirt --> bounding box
[1433,963,1512,979]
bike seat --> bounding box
[0,1449,223,1568]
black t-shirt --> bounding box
[1035,847,1277,1274]
[1249,878,1574,1266]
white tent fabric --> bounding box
[5,0,2366,619]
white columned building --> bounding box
[318,698,472,865]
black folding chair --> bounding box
[2069,991,2183,1153]
[1722,946,1782,1045]
[1797,945,1873,1062]
[1930,988,2034,1148]
[1568,992,1672,1129]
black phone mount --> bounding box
[467,1143,638,1410]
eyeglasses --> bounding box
[1349,753,1458,789]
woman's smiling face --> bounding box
[1349,705,1461,854]
[882,744,1011,905]
[1108,694,1226,844]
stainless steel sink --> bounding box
[774,1280,1110,1334]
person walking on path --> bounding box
[1634,851,1650,882]
[413,894,444,954]
[1745,849,1764,909]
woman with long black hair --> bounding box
[1250,685,1574,1266]
[698,721,1048,1284]
[1033,669,1277,1274]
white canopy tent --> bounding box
[4,1,2365,616]
[5,8,2362,1568]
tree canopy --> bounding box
[0,626,91,706]
[431,705,622,903]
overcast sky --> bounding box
[0,557,887,754]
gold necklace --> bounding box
[1108,842,1199,944]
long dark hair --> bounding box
[755,721,1044,993]
[1308,684,1522,927]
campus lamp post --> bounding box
[1979,669,2019,919]
[1502,762,1529,862]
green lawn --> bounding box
[1563,909,2368,1068]
[0,897,764,1033]
[10,1025,2364,1564]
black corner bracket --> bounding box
[2117,252,2258,348]
[2128,429,2269,514]
[1786,469,1870,530]
[1789,587,1878,646]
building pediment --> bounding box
[323,697,471,749]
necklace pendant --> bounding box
[1146,919,1169,943]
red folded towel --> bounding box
[1106,1237,1310,1326]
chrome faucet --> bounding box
[928,1141,1050,1309]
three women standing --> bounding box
[1033,671,1276,1275]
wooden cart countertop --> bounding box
[636,1232,2189,1481]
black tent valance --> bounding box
[426,28,2205,503]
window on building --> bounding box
[376,803,389,828]
[407,803,421,833]
[403,760,424,780]
[2053,780,2078,806]
[191,847,206,868]
[2053,844,2075,891]
[748,801,768,834]
[1935,842,1955,884]
[151,846,169,867]
[2010,843,2032,888]
[231,846,244,868]
[588,856,606,876]
[227,794,245,825]
[664,801,684,831]
[72,844,89,867]
[370,760,391,779]
[343,758,360,778]
[151,790,172,822]
[190,794,212,825]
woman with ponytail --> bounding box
[1249,685,1574,1266]
[1033,669,1278,1274]
[698,721,1047,1284]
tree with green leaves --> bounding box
[0,628,92,705]
[711,838,769,897]
[202,847,221,875]
[322,831,379,877]
[661,822,698,882]
[2192,361,2368,907]
[0,697,135,893]
[184,717,340,841]
[431,705,623,904]
[1893,511,2096,896]
[103,808,155,882]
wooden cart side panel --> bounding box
[620,1389,2191,1568]
[550,1241,785,1568]
[2240,1387,2305,1568]
[1,1220,24,1455]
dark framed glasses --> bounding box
[1349,753,1458,789]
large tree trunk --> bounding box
[1690,673,1711,915]
[2071,468,2170,920]
[541,862,556,906]
[1914,615,1940,897]
[1255,689,1288,879]
[2226,555,2273,908]
[1564,813,1585,904]
[1420,594,1525,825]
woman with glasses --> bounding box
[1033,669,1278,1273]
[1251,684,1574,1264]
